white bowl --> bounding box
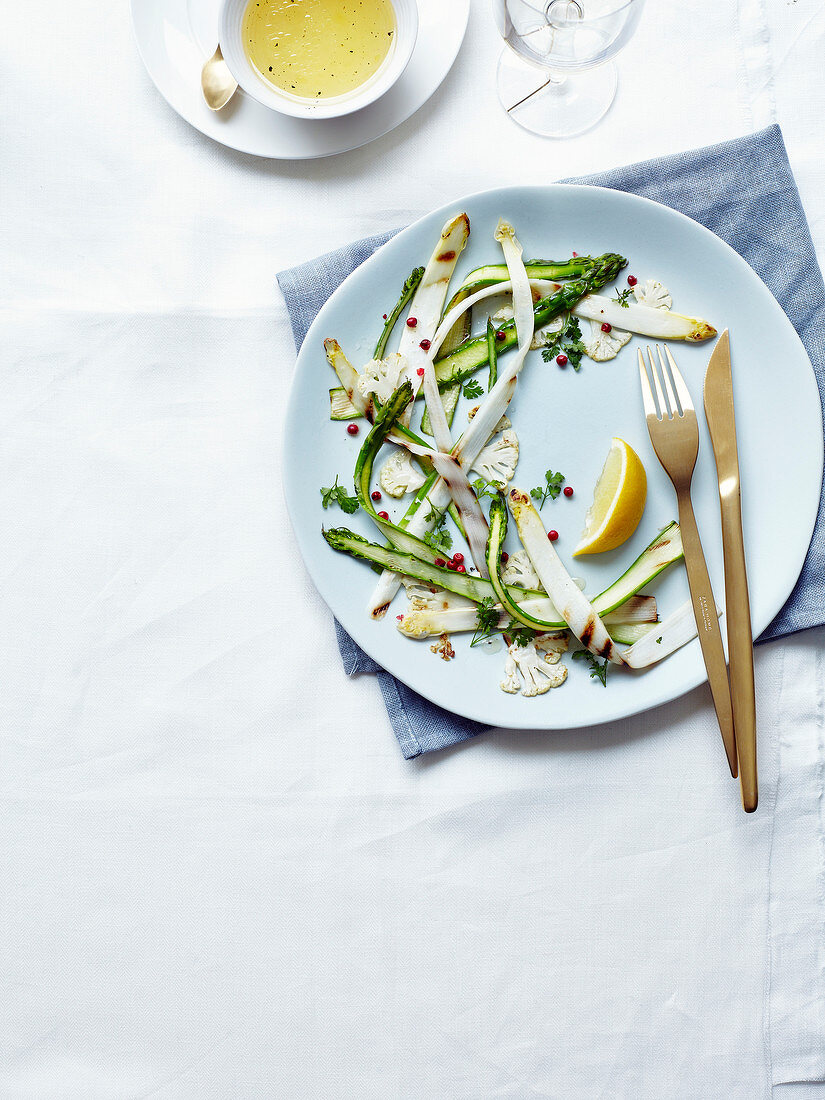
[219,0,418,120]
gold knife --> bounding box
[703,330,757,812]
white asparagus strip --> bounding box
[507,488,624,664]
[368,222,539,617]
[494,219,534,374]
[407,218,543,554]
[324,338,373,420]
[398,595,658,638]
[396,438,490,575]
[401,213,469,437]
[450,226,535,469]
[572,295,717,341]
[427,279,561,360]
[368,345,532,616]
[622,599,722,667]
[324,340,486,569]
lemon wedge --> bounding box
[573,438,647,556]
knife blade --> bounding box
[703,330,757,812]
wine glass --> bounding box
[492,0,645,138]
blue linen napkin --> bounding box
[278,123,825,759]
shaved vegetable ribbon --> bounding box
[507,488,624,664]
[403,213,469,440]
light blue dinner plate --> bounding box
[283,186,822,729]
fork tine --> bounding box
[656,344,680,416]
[637,348,658,418]
[663,345,695,413]
[646,345,669,418]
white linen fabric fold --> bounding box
[2,0,824,1096]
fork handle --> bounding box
[675,488,738,778]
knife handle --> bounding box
[720,487,757,811]
[675,488,738,778]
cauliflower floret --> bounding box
[471,428,519,487]
[501,548,542,591]
[468,406,511,432]
[500,656,521,694]
[379,448,426,498]
[535,634,568,663]
[633,279,672,310]
[500,637,569,697]
[402,582,474,612]
[397,583,477,639]
[583,320,632,362]
[530,316,566,351]
[357,352,409,405]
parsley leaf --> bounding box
[470,597,500,647]
[541,315,587,371]
[571,649,609,687]
[612,287,633,308]
[472,477,499,501]
[424,509,453,553]
[505,620,535,648]
[530,470,565,507]
[320,475,359,515]
[462,379,484,399]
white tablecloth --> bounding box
[3,2,824,1097]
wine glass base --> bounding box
[496,51,618,139]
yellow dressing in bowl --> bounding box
[242,0,398,101]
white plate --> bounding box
[131,0,469,160]
[283,186,822,730]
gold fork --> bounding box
[638,345,737,778]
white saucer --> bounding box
[131,0,470,160]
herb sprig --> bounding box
[462,379,484,399]
[424,508,453,553]
[530,470,566,507]
[505,620,535,648]
[572,649,609,687]
[470,597,500,647]
[612,287,634,308]
[472,477,499,501]
[541,315,587,371]
[320,475,359,514]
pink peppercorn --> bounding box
[500,551,509,564]
[434,557,446,567]
[377,510,389,520]
[371,490,382,502]
[563,486,574,498]
[419,339,431,351]
[452,552,464,565]
[601,322,612,333]
[556,353,568,367]
[416,367,425,377]
[548,530,559,542]
[346,423,359,436]
[627,275,637,287]
[456,563,466,573]
[406,317,417,328]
